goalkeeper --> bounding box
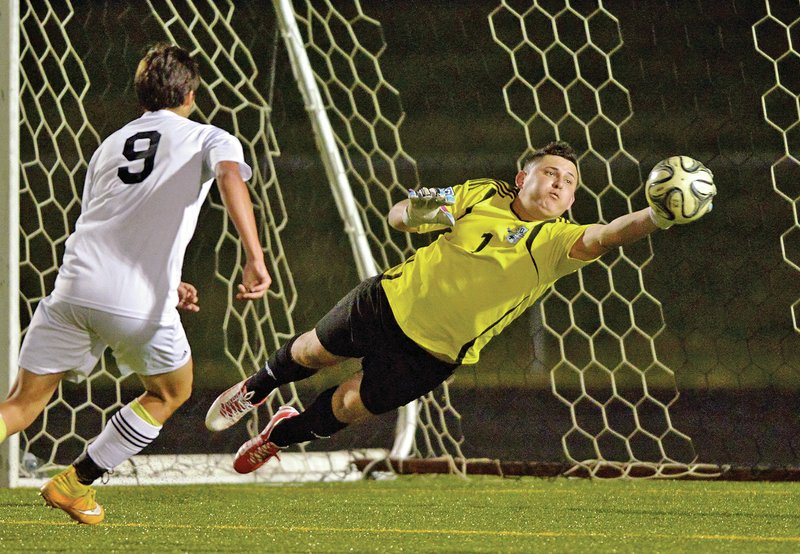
[206,141,708,474]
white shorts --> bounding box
[19,296,191,383]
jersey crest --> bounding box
[505,225,528,244]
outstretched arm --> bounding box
[570,207,660,261]
[216,160,271,299]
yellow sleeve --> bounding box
[414,179,516,234]
[546,219,600,279]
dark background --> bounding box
[17,0,800,470]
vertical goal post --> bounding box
[270,0,417,459]
[0,0,20,489]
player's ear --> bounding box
[515,169,526,189]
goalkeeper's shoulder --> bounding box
[460,178,517,199]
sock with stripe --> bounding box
[0,412,7,444]
[74,399,162,485]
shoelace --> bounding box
[248,441,279,464]
[220,389,255,419]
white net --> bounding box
[18,0,324,484]
[488,1,698,477]
[754,4,800,331]
[13,0,800,485]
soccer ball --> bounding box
[645,156,716,225]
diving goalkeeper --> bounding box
[206,141,708,474]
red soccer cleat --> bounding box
[233,405,299,474]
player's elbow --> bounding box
[215,161,243,188]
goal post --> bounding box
[270,0,417,459]
[0,0,20,489]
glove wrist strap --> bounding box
[401,205,413,227]
[648,206,672,230]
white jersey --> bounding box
[52,109,252,322]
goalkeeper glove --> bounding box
[648,203,713,230]
[402,187,456,227]
[648,206,674,230]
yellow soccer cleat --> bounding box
[39,466,105,525]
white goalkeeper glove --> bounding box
[402,187,456,227]
[648,203,713,230]
[648,206,674,230]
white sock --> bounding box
[87,403,162,470]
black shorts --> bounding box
[315,275,459,415]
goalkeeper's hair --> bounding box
[522,141,578,173]
[135,43,200,112]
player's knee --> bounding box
[172,383,192,407]
[292,330,341,368]
[332,378,371,423]
[162,364,193,408]
[147,382,192,411]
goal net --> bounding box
[7,0,800,485]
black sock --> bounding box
[73,451,105,485]
[246,335,317,403]
[269,387,348,447]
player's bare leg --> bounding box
[1,370,103,524]
[291,329,349,368]
[137,358,194,424]
[0,369,63,442]
[331,372,372,424]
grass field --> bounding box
[1,475,799,552]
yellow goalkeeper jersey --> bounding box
[381,178,597,365]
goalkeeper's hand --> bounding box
[402,187,456,227]
[648,206,674,230]
[648,203,713,230]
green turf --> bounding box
[1,476,798,552]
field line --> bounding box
[4,520,800,544]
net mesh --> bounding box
[14,0,800,483]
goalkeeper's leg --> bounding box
[246,331,346,402]
[233,319,460,474]
[207,278,375,432]
[205,330,346,431]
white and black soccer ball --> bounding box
[645,156,716,225]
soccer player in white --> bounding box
[0,43,270,524]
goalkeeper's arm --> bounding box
[388,187,455,232]
[570,207,660,261]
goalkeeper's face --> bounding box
[513,154,578,221]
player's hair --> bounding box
[522,141,578,174]
[134,43,200,112]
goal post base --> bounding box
[356,458,800,482]
[17,449,389,488]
